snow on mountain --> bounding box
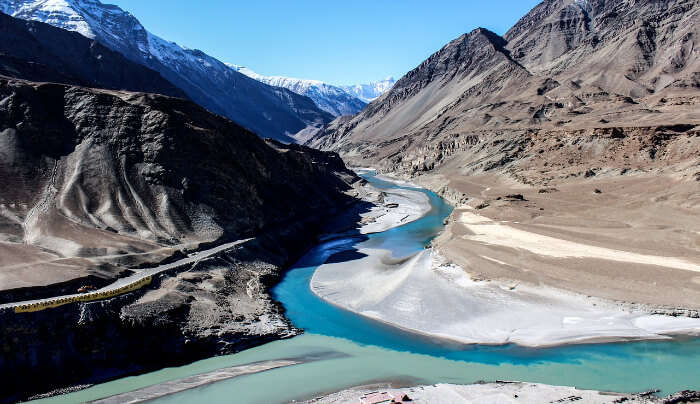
[340,77,396,103]
[1,0,98,38]
[1,0,333,143]
[228,64,367,117]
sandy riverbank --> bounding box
[422,173,700,311]
[352,178,431,234]
[90,359,300,404]
[310,174,700,347]
[301,382,700,404]
[311,247,700,347]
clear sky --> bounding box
[107,0,542,86]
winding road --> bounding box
[0,238,252,313]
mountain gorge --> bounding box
[1,0,334,142]
[1,0,699,401]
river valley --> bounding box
[33,172,700,404]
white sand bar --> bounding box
[458,210,700,273]
[358,186,431,234]
[311,247,700,347]
[303,382,656,404]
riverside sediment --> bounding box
[310,173,700,348]
[300,382,700,404]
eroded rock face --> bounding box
[0,77,358,296]
[505,0,700,90]
[363,125,700,185]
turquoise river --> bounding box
[36,173,700,403]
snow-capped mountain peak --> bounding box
[3,0,334,143]
[340,77,397,103]
[227,65,325,89]
[2,0,181,66]
[2,0,98,38]
[228,65,368,117]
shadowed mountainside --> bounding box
[0,11,185,98]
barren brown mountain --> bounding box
[310,0,700,310]
[0,76,357,300]
[0,74,362,401]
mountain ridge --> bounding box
[307,26,532,151]
[229,64,368,117]
[2,0,334,142]
[309,0,699,159]
[0,11,186,98]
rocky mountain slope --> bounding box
[340,76,396,103]
[0,11,185,97]
[229,65,368,117]
[0,75,358,300]
[0,74,361,402]
[310,0,699,164]
[308,0,700,310]
[0,8,363,397]
[2,0,333,142]
[312,0,700,161]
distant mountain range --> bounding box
[229,65,396,117]
[1,0,333,142]
[229,65,368,117]
[340,77,396,103]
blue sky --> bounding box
[108,0,541,86]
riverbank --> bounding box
[26,171,700,403]
[89,359,302,404]
[413,171,700,312]
[301,382,700,404]
[0,207,359,403]
[30,332,700,403]
[311,174,700,347]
